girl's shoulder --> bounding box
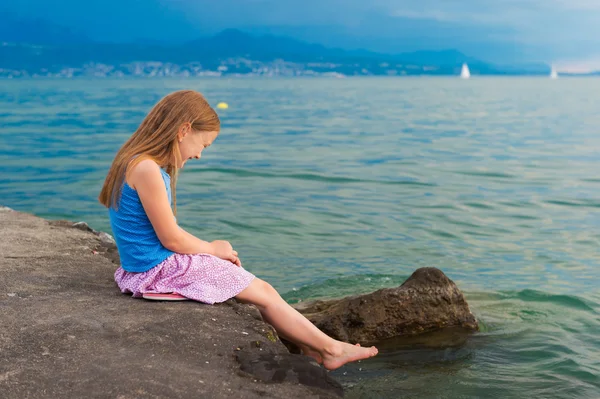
[126,158,164,190]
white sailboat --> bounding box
[460,63,471,79]
[550,65,558,79]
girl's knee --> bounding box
[237,278,280,306]
[255,278,278,297]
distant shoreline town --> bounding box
[2,29,595,79]
[1,57,562,79]
[0,58,450,79]
[5,62,594,79]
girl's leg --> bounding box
[235,278,378,370]
[297,344,323,364]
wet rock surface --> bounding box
[236,349,343,397]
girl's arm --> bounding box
[129,159,213,254]
[128,160,240,266]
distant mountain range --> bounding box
[0,15,552,78]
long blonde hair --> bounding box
[98,90,220,215]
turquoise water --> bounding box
[1,78,599,398]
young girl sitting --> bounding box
[98,90,378,370]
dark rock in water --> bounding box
[0,208,341,399]
[237,348,343,397]
[292,267,478,345]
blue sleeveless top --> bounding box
[109,168,175,272]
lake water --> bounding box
[1,78,599,398]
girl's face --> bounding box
[177,123,219,168]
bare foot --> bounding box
[299,344,323,364]
[321,342,378,371]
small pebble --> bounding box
[7,293,16,297]
[241,331,249,335]
[211,318,216,321]
[205,361,209,364]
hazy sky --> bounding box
[3,0,599,67]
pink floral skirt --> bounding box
[114,253,255,304]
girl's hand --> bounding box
[210,240,242,267]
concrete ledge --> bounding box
[0,208,342,399]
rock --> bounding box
[57,221,116,246]
[237,349,343,397]
[292,267,478,345]
[97,231,116,245]
[0,209,341,399]
[0,206,12,212]
[71,221,94,232]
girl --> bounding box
[98,90,378,371]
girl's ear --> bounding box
[177,123,191,143]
